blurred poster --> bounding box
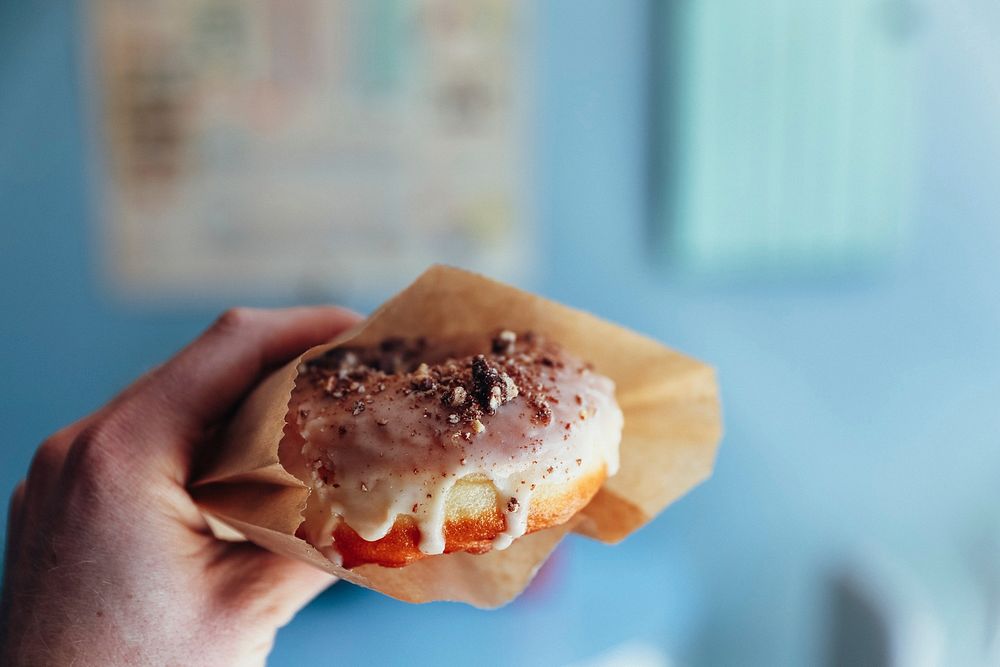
[88,0,532,300]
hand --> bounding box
[0,307,361,666]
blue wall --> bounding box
[3,2,1000,665]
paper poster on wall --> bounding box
[87,0,533,301]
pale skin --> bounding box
[0,307,362,666]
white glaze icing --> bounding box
[289,334,622,558]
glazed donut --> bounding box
[284,330,623,568]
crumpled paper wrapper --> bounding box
[191,265,721,608]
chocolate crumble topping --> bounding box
[492,329,517,355]
[298,329,574,432]
[471,355,519,414]
[443,385,468,407]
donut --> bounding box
[284,330,623,568]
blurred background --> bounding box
[3,0,1000,665]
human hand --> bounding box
[0,307,361,666]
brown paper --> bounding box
[192,265,722,607]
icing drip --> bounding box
[289,331,622,558]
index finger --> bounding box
[113,306,363,468]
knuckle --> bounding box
[7,481,26,524]
[27,435,70,484]
[10,481,26,506]
[213,307,259,334]
[66,417,129,481]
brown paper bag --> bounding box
[192,265,722,608]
